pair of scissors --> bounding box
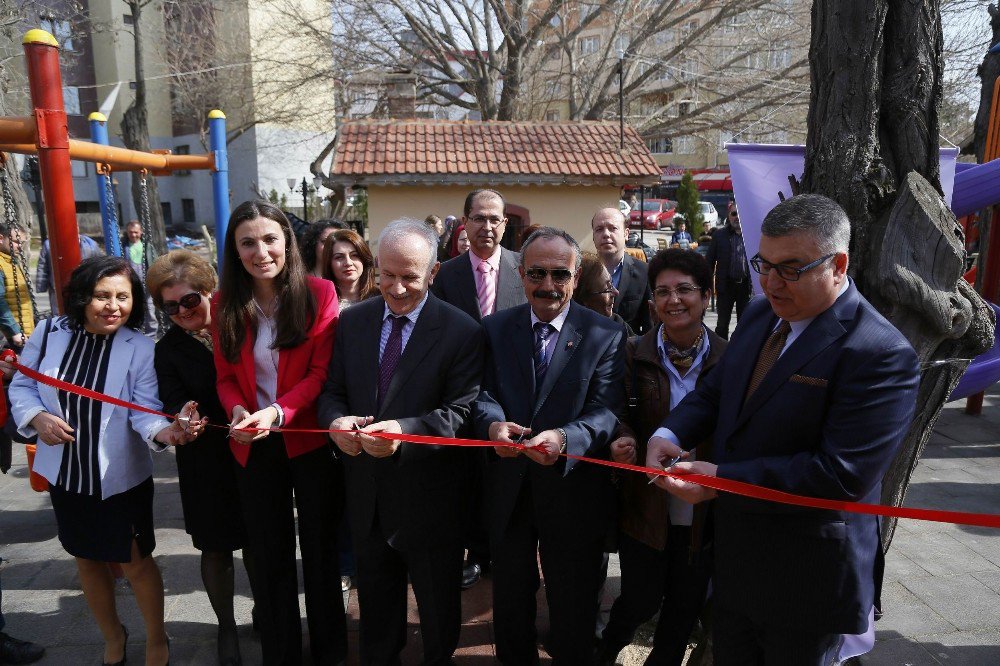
[647,453,684,485]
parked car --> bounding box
[629,199,677,230]
[673,201,721,231]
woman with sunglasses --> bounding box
[214,200,344,666]
[572,252,630,334]
[146,250,249,666]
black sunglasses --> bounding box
[161,292,202,315]
[525,267,575,285]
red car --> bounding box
[629,199,677,230]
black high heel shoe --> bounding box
[218,625,242,666]
[102,624,128,666]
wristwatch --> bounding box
[555,428,567,454]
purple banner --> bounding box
[727,144,958,296]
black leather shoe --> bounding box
[0,632,45,665]
[461,562,482,590]
[102,625,127,666]
[594,638,624,666]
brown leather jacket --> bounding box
[615,326,726,556]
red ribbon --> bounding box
[7,351,1000,529]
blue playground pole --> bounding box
[88,112,122,256]
[208,110,230,274]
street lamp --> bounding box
[287,177,313,222]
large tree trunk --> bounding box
[120,0,166,255]
[801,0,995,548]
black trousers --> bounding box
[714,279,751,339]
[602,531,710,665]
[236,436,346,665]
[462,448,490,567]
[354,515,463,666]
[712,603,839,666]
[492,483,605,666]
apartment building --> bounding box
[530,1,811,173]
[7,0,336,234]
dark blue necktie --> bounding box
[534,322,555,387]
[377,315,407,408]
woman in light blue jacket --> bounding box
[10,256,200,666]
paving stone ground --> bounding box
[1,308,999,665]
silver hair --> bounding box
[520,226,583,271]
[378,218,439,274]
[760,194,851,255]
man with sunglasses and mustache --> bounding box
[474,227,625,665]
[647,195,920,665]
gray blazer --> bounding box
[431,247,526,322]
[10,317,171,499]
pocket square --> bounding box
[790,374,828,388]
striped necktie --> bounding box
[745,320,791,402]
[534,322,555,387]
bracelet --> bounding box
[555,428,567,454]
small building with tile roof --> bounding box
[325,119,661,248]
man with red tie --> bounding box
[318,219,484,665]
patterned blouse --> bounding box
[55,329,115,495]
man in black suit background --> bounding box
[432,189,527,321]
[433,188,527,589]
[706,206,752,339]
[319,218,484,666]
[474,227,626,665]
[592,207,651,334]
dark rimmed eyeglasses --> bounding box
[524,267,575,285]
[749,253,835,282]
[161,292,202,315]
[653,284,701,299]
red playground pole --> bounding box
[23,29,82,314]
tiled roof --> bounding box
[328,119,662,186]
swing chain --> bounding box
[0,155,38,331]
[99,164,119,230]
[138,170,152,281]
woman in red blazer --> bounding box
[212,200,345,666]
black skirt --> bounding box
[48,476,155,563]
[175,428,246,552]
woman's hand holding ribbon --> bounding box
[229,405,278,444]
[30,411,75,445]
[155,400,207,447]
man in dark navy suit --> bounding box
[648,194,920,664]
[475,227,625,665]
